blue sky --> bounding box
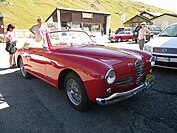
[132,0,177,13]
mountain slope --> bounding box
[0,0,173,31]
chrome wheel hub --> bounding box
[19,59,26,77]
[66,79,82,106]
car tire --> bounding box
[64,72,91,111]
[19,57,31,79]
[135,39,138,43]
[117,38,122,42]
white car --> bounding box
[144,23,177,69]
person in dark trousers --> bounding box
[138,22,150,50]
[101,27,104,36]
[4,24,16,68]
[109,28,111,36]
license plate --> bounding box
[145,74,155,83]
[136,74,154,95]
[111,39,116,41]
[156,57,170,62]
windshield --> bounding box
[159,24,177,37]
[134,26,141,32]
[148,26,161,31]
[49,31,94,46]
[118,31,125,34]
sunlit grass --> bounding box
[0,0,173,30]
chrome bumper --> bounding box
[96,80,154,105]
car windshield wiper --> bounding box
[159,34,171,37]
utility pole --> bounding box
[121,0,125,27]
[122,0,124,15]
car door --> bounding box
[126,32,132,40]
[21,48,32,73]
[44,51,63,87]
[28,47,48,79]
[118,31,125,40]
[28,46,61,87]
[123,31,129,40]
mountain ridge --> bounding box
[0,0,174,31]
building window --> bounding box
[83,23,101,32]
[61,22,71,30]
[92,24,101,32]
[83,24,92,32]
[71,23,82,30]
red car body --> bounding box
[15,31,154,111]
[108,31,133,42]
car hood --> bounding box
[109,35,118,37]
[54,45,140,61]
[145,37,177,48]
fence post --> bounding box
[13,29,32,38]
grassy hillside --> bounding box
[0,0,173,31]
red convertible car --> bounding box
[15,31,155,111]
[108,31,133,43]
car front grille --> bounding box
[153,47,177,54]
[115,76,133,87]
[155,61,177,68]
[135,59,144,84]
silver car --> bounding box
[144,23,177,69]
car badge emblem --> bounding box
[128,63,132,67]
[162,48,168,53]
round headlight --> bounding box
[144,45,153,52]
[149,56,156,67]
[105,69,116,85]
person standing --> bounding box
[138,22,150,50]
[4,24,16,68]
[101,27,104,36]
[29,16,49,47]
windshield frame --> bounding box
[48,30,95,47]
[159,24,177,37]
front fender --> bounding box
[57,53,113,102]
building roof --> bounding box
[46,7,111,22]
[57,7,111,15]
[139,11,162,17]
[0,12,3,18]
[151,13,177,20]
[123,14,151,25]
[123,10,161,25]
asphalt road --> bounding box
[0,42,177,133]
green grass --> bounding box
[0,0,173,31]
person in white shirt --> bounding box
[29,16,49,47]
[138,22,150,50]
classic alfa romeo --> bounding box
[15,30,155,111]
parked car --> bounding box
[133,25,162,43]
[15,30,155,111]
[108,31,133,42]
[144,23,177,69]
[115,27,133,34]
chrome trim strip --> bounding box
[96,80,154,105]
[152,52,177,57]
[135,59,143,84]
[154,65,177,70]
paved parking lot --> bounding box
[0,41,177,133]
